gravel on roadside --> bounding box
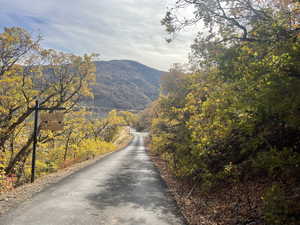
[0,133,133,216]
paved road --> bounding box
[0,132,185,225]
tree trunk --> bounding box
[63,132,72,162]
[5,130,36,175]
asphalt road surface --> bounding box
[0,132,185,225]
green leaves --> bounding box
[152,0,300,223]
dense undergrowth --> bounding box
[144,1,300,224]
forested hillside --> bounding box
[89,60,164,113]
[142,1,300,225]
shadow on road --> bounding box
[86,143,185,224]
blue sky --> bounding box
[0,0,195,70]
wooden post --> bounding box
[30,102,65,183]
[31,100,39,183]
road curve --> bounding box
[0,132,185,225]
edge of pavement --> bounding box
[0,129,135,216]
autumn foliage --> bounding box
[0,27,134,192]
[148,1,300,224]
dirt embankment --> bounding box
[148,150,268,225]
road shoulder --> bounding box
[0,133,134,216]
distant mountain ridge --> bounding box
[89,60,164,113]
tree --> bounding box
[162,0,300,65]
[0,27,40,77]
[163,0,299,42]
[0,27,132,189]
[150,2,300,223]
[0,27,96,176]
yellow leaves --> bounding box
[30,108,123,179]
[241,45,256,56]
[203,87,209,92]
[224,162,233,174]
[0,27,34,60]
[80,84,94,98]
[0,74,29,112]
[0,27,107,182]
[106,110,127,126]
[0,30,18,45]
[0,75,21,84]
[75,139,115,158]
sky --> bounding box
[0,0,196,71]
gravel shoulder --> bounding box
[0,132,185,225]
[0,134,133,216]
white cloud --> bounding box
[0,0,196,70]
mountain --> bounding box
[89,60,164,113]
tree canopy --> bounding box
[0,27,135,190]
[145,1,300,224]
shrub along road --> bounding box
[0,132,185,225]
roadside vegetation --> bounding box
[143,1,300,224]
[0,27,136,192]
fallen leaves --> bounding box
[148,150,269,225]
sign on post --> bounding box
[30,101,66,183]
[40,112,64,131]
